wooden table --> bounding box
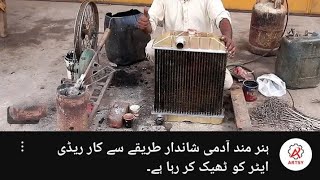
[0,0,7,37]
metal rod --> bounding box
[84,64,115,83]
[83,28,111,78]
[89,72,114,128]
[86,70,116,87]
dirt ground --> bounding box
[1,0,320,131]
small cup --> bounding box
[129,105,140,114]
[123,113,135,128]
[242,80,259,102]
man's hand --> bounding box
[220,35,236,58]
[219,18,235,58]
[138,7,152,34]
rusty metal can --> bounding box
[56,83,90,131]
[248,2,287,56]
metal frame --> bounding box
[151,31,228,125]
[74,0,99,60]
[71,1,116,128]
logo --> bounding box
[289,144,304,160]
[279,138,312,171]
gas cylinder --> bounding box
[275,29,320,89]
[248,0,287,56]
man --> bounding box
[137,0,235,90]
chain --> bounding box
[251,97,320,131]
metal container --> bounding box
[248,1,287,56]
[275,30,320,89]
[56,83,90,131]
[152,31,227,117]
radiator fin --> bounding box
[154,49,227,116]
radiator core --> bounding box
[153,31,227,117]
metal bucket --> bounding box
[56,83,90,131]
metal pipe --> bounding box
[175,36,186,49]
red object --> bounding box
[109,118,123,128]
[8,104,47,124]
[87,102,94,114]
[108,102,129,128]
[242,80,258,102]
[123,113,134,128]
[243,89,257,102]
[233,66,252,80]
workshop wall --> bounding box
[34,0,320,15]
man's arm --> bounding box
[220,18,232,39]
[207,0,236,57]
[138,8,152,34]
[138,0,164,34]
[219,18,235,57]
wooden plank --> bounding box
[0,0,7,38]
[230,86,252,130]
[166,115,224,125]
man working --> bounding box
[137,0,235,90]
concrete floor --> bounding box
[0,0,319,131]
